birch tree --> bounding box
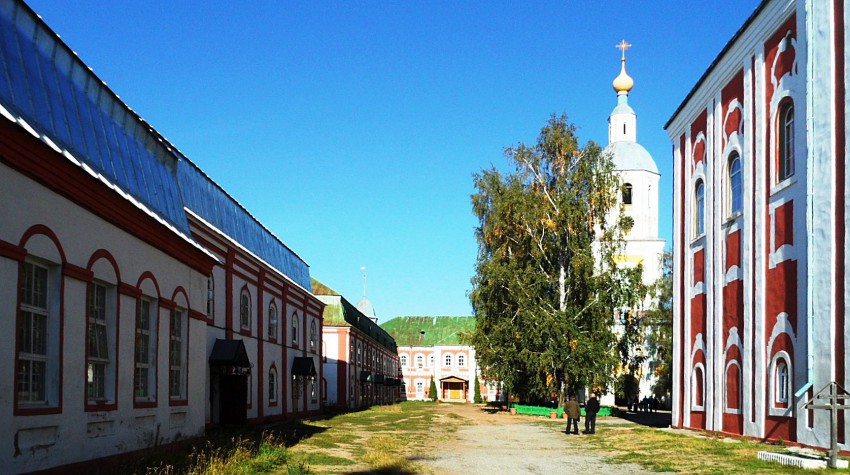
[469,114,644,401]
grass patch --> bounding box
[581,423,848,474]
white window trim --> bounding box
[691,362,706,412]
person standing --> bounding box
[584,392,600,434]
[564,395,581,435]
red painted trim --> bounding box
[0,239,26,261]
[189,309,206,321]
[118,282,142,298]
[257,269,266,420]
[86,249,121,283]
[63,263,93,282]
[159,299,177,310]
[171,286,190,311]
[136,271,162,299]
[0,120,215,275]
[19,224,67,263]
[225,249,234,340]
[834,0,846,442]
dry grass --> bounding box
[581,422,847,474]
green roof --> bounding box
[380,316,475,347]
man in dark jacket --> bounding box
[564,395,581,435]
[584,392,600,434]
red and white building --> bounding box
[0,0,324,472]
[313,280,400,409]
[667,0,848,449]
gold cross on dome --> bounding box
[616,39,632,60]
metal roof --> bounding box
[0,0,311,289]
[0,0,189,233]
[664,0,771,129]
[381,316,475,347]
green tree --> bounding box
[473,374,483,404]
[646,251,673,400]
[429,376,438,402]
[469,114,644,402]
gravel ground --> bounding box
[416,403,662,475]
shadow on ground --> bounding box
[614,408,672,428]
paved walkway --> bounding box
[416,404,668,475]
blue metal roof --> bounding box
[178,159,311,289]
[0,0,312,290]
[0,0,189,233]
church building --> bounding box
[666,0,848,450]
[604,46,667,402]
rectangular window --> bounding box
[135,298,154,400]
[87,282,109,401]
[169,309,184,399]
[18,262,49,403]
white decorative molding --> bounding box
[725,265,743,284]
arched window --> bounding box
[623,183,633,205]
[724,361,741,412]
[291,311,299,345]
[728,154,742,216]
[134,297,156,401]
[239,289,251,329]
[695,179,705,236]
[776,360,789,404]
[310,320,317,351]
[88,280,116,402]
[269,367,277,403]
[169,308,187,400]
[416,354,424,368]
[445,354,452,367]
[206,275,214,318]
[691,364,705,410]
[458,354,465,367]
[400,354,408,367]
[778,101,795,181]
[268,301,278,339]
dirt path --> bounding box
[416,404,660,475]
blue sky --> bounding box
[27,1,759,319]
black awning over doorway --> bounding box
[292,356,316,377]
[209,339,251,368]
[359,370,372,383]
[374,374,386,385]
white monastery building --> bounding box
[382,316,501,403]
[0,0,326,472]
[605,47,667,401]
[666,0,848,450]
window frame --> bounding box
[310,320,317,352]
[291,311,299,346]
[694,179,706,237]
[727,153,742,218]
[444,354,452,367]
[268,300,278,341]
[239,288,251,331]
[269,366,278,405]
[622,182,633,205]
[168,308,187,402]
[86,280,115,406]
[17,260,51,406]
[134,296,157,404]
[777,100,795,183]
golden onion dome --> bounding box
[613,59,634,93]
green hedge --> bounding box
[512,404,617,417]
